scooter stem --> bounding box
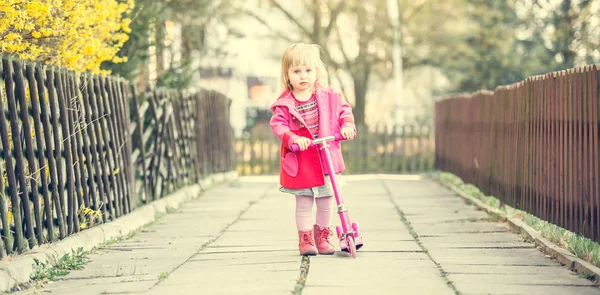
[318,142,351,234]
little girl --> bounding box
[270,43,356,256]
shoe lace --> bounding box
[318,227,332,243]
[302,232,315,245]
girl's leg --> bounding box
[295,195,317,256]
[295,195,314,231]
[315,196,333,228]
[314,196,335,254]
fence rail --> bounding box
[0,54,234,256]
[236,124,434,175]
[435,65,599,241]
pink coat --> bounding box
[270,84,355,186]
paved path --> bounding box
[15,175,600,294]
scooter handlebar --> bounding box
[333,133,345,141]
[290,132,351,152]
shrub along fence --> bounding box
[435,65,599,241]
[0,54,234,256]
[236,124,434,175]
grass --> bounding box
[158,272,169,280]
[293,256,310,295]
[102,231,137,246]
[398,206,460,294]
[434,171,600,269]
[30,247,89,281]
[383,180,460,295]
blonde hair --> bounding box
[280,43,329,92]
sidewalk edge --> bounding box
[0,171,238,291]
[431,176,600,284]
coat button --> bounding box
[299,124,304,128]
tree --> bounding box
[429,0,599,94]
[422,0,526,93]
[328,0,392,126]
[245,0,386,126]
[248,0,451,126]
[103,0,243,90]
[0,0,134,73]
[524,0,598,71]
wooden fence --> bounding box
[236,124,434,175]
[0,54,234,256]
[435,65,599,241]
[132,88,234,203]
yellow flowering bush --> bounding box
[0,0,134,73]
[79,205,102,229]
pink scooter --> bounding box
[292,133,363,258]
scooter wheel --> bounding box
[352,222,360,236]
[336,226,342,239]
[352,222,363,250]
[348,236,356,258]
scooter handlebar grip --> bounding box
[291,132,353,151]
[290,144,300,152]
[290,143,313,152]
[334,132,355,141]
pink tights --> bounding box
[295,195,333,232]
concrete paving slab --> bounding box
[448,272,596,285]
[443,263,573,275]
[381,177,600,295]
[12,175,600,295]
[25,275,156,294]
[459,284,600,295]
[411,221,512,235]
[305,253,453,295]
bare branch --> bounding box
[403,0,431,21]
[366,54,387,67]
[333,24,353,72]
[270,0,312,39]
[332,68,351,102]
[324,1,345,38]
[243,9,296,43]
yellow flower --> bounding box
[5,33,19,41]
[0,0,135,73]
[83,45,94,55]
[40,28,53,37]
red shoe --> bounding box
[313,225,335,255]
[298,230,318,256]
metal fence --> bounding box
[236,124,434,175]
[435,65,599,241]
[0,54,234,256]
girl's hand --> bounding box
[293,137,311,151]
[340,127,355,140]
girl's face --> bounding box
[287,65,316,92]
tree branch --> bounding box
[366,54,387,67]
[324,1,345,38]
[243,9,296,43]
[270,0,312,39]
[332,68,351,102]
[333,24,353,72]
[402,0,431,21]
